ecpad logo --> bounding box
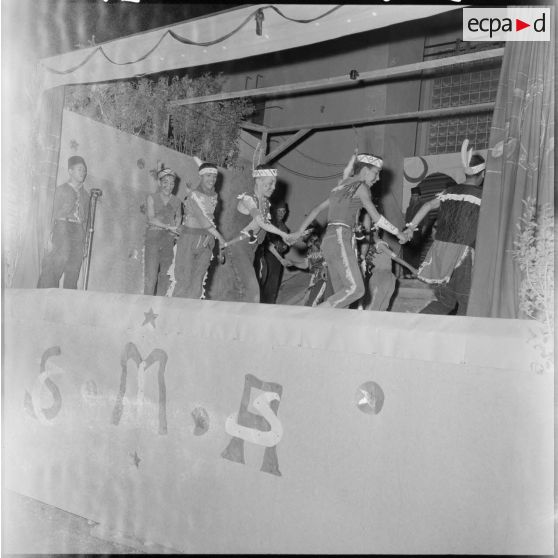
[463,8,550,42]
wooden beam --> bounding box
[239,122,269,133]
[261,131,268,156]
[261,129,312,164]
[265,102,496,135]
[169,48,504,107]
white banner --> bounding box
[3,289,553,554]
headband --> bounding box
[252,168,278,178]
[461,139,486,176]
[199,163,218,176]
[158,168,176,180]
[356,153,383,169]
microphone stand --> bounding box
[82,189,103,290]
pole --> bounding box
[82,188,103,290]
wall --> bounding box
[212,18,434,233]
[3,288,553,554]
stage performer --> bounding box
[143,167,181,296]
[292,152,406,309]
[38,155,91,289]
[224,164,295,303]
[286,228,334,307]
[258,201,291,304]
[364,234,397,311]
[173,161,226,299]
[401,140,485,315]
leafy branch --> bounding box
[65,73,254,167]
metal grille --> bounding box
[425,40,503,154]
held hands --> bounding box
[285,232,302,246]
[286,228,313,246]
[397,230,410,244]
[400,228,415,244]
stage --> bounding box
[3,288,553,554]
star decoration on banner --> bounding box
[355,381,385,415]
[357,388,375,408]
[142,308,158,328]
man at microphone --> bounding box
[38,155,91,289]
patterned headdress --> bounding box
[194,156,218,176]
[157,168,176,180]
[251,141,277,177]
[356,153,383,169]
[252,167,278,178]
[461,139,486,176]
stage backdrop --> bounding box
[56,109,261,300]
[3,288,553,554]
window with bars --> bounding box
[424,41,503,155]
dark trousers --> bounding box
[37,221,85,289]
[420,251,473,316]
[173,232,215,299]
[226,240,260,303]
[260,252,284,304]
[144,229,175,296]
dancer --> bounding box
[286,227,334,307]
[38,156,91,289]
[143,167,181,295]
[363,233,397,311]
[224,164,295,303]
[258,201,291,304]
[173,160,226,299]
[292,152,406,308]
[401,140,485,315]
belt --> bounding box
[147,225,179,237]
[327,222,353,230]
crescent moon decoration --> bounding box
[403,156,429,184]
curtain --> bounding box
[10,85,65,288]
[467,39,554,318]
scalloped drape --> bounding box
[10,86,65,288]
[467,39,554,318]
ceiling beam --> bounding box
[239,121,269,133]
[261,129,312,164]
[168,47,504,107]
[261,102,496,135]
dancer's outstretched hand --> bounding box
[397,230,410,244]
[285,232,301,245]
[400,228,415,243]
